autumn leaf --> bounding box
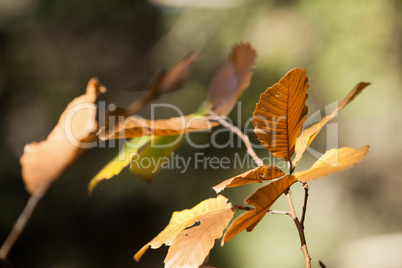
[126,51,199,115]
[294,146,369,181]
[164,203,234,268]
[99,52,198,139]
[223,175,296,244]
[252,68,309,161]
[20,78,106,194]
[100,114,218,140]
[88,136,151,193]
[212,165,285,193]
[134,195,233,263]
[208,43,256,116]
[293,82,370,166]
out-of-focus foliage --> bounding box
[1,0,402,267]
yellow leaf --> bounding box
[164,205,234,268]
[212,165,285,193]
[223,175,296,244]
[134,195,232,262]
[294,146,369,181]
[20,78,105,194]
[252,68,309,161]
[88,136,151,193]
[208,43,256,116]
[293,82,370,166]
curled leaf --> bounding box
[293,82,370,166]
[252,68,309,161]
[223,175,296,244]
[134,195,232,262]
[294,146,369,181]
[99,52,199,139]
[20,78,105,194]
[100,114,217,140]
[212,165,285,193]
[208,43,257,116]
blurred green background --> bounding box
[1,0,402,267]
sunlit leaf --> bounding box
[164,203,234,268]
[252,68,309,161]
[212,165,285,193]
[134,195,233,263]
[100,114,217,140]
[88,137,151,193]
[293,82,370,166]
[20,78,106,194]
[223,175,296,244]
[208,43,256,116]
[294,146,369,181]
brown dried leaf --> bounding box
[295,146,369,181]
[252,68,309,161]
[223,175,296,244]
[134,195,232,262]
[99,52,198,139]
[164,205,234,268]
[293,82,370,166]
[20,78,106,194]
[212,165,285,193]
[101,114,218,140]
[208,43,256,116]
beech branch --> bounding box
[211,112,311,267]
[285,187,311,268]
[0,184,49,261]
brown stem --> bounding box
[0,184,49,261]
[210,112,264,166]
[285,187,311,268]
[300,181,309,229]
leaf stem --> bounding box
[285,187,311,268]
[210,112,263,167]
[0,184,49,261]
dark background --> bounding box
[1,0,402,267]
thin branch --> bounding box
[268,210,289,216]
[285,187,311,268]
[211,112,311,267]
[210,112,263,166]
[300,181,309,229]
[0,184,49,261]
